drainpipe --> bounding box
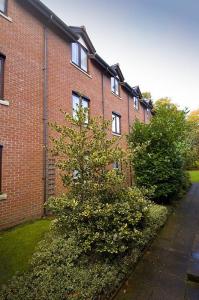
[127,94,130,134]
[101,71,105,120]
[43,16,53,213]
[127,94,133,185]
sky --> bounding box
[43,0,199,111]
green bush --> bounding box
[48,108,150,255]
[48,187,150,255]
[0,204,168,300]
[128,100,192,203]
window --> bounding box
[111,77,119,96]
[112,112,121,135]
[71,43,88,72]
[113,161,121,170]
[0,0,7,14]
[72,92,89,123]
[0,55,5,99]
[0,146,2,193]
[133,97,139,110]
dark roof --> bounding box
[132,86,142,98]
[69,26,96,54]
[111,64,124,82]
[142,99,153,109]
[19,0,153,110]
[91,54,117,77]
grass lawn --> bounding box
[188,170,199,183]
[0,218,51,286]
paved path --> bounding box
[114,183,199,300]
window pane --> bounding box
[72,43,79,65]
[0,57,4,99]
[82,98,89,123]
[115,79,119,95]
[112,114,116,132]
[81,48,87,72]
[82,99,88,109]
[134,97,139,110]
[111,77,115,93]
[72,94,80,118]
[0,0,6,13]
[113,161,120,170]
[116,115,120,133]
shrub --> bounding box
[48,107,150,255]
[0,203,168,300]
[128,99,192,202]
[48,187,150,255]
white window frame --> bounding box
[111,77,119,96]
[133,96,139,110]
[71,42,88,72]
[112,112,121,135]
[72,92,89,123]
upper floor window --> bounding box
[72,92,89,123]
[0,55,5,99]
[111,77,119,96]
[133,96,139,110]
[0,145,2,193]
[71,43,88,72]
[0,0,7,14]
[112,112,121,135]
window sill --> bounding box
[0,99,10,106]
[0,193,7,201]
[111,92,122,100]
[0,11,12,22]
[112,132,121,137]
[70,61,92,79]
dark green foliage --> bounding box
[128,100,191,202]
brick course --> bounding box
[0,0,152,229]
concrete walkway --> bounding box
[114,183,199,300]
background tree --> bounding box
[128,99,191,202]
[142,91,152,100]
[186,108,199,169]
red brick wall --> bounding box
[0,0,150,229]
[0,0,44,228]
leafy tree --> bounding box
[128,99,191,202]
[186,109,199,169]
[47,106,150,254]
[142,91,152,100]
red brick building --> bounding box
[0,0,153,229]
